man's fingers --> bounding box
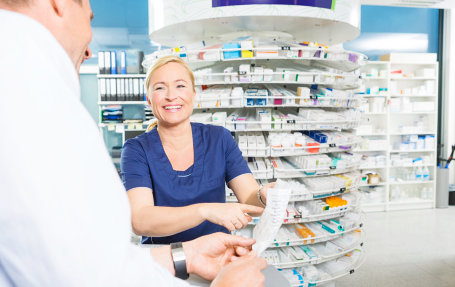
[230,255,241,262]
[235,246,250,256]
[243,250,268,269]
[254,256,268,270]
[239,204,264,215]
[221,233,256,247]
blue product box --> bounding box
[246,98,255,106]
[222,42,241,59]
[315,133,328,143]
[256,98,267,106]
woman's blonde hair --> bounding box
[145,56,195,132]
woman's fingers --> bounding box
[232,220,243,229]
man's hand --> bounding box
[211,251,268,287]
[182,232,256,281]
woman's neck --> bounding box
[157,120,193,150]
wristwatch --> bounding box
[170,242,189,280]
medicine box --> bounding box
[238,136,248,156]
[297,87,311,104]
[240,40,254,58]
[379,53,437,63]
[412,101,434,112]
[198,48,221,61]
[224,67,233,82]
[264,69,274,82]
[248,136,257,157]
[256,46,279,58]
[222,42,241,59]
[416,68,435,78]
[296,73,314,83]
[256,135,266,156]
[239,64,251,82]
[271,114,282,130]
[252,66,264,82]
[212,112,227,125]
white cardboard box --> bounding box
[379,53,437,63]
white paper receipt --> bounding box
[252,180,291,256]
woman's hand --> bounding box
[259,182,276,204]
[198,203,264,231]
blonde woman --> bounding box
[121,56,274,244]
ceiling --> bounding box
[83,0,451,66]
[361,0,454,8]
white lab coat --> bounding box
[0,9,188,287]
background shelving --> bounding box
[357,57,438,212]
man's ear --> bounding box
[49,0,66,17]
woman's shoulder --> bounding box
[193,122,230,138]
[123,129,156,149]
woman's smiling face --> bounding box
[148,62,195,127]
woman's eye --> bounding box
[154,86,163,91]
[177,84,185,88]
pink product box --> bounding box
[274,98,283,105]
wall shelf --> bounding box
[358,60,438,211]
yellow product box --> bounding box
[240,40,254,58]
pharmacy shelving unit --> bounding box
[145,0,366,284]
[356,61,390,212]
[97,73,149,169]
[356,57,438,212]
[143,41,367,286]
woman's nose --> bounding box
[164,88,178,101]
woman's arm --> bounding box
[228,174,275,214]
[128,187,264,236]
[128,187,206,237]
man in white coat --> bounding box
[0,0,267,286]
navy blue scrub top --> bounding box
[121,122,251,244]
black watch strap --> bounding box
[170,242,189,280]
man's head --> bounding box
[0,0,93,71]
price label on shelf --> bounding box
[286,120,296,124]
[115,124,124,133]
[340,187,346,192]
[329,143,336,147]
[108,124,115,131]
[281,46,291,50]
[330,166,337,170]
